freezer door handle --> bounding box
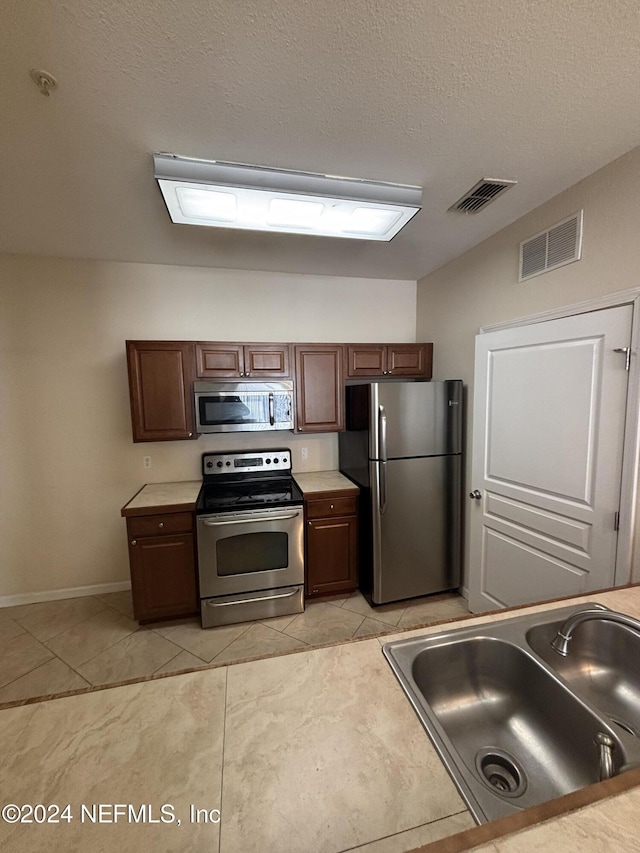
[378,405,388,461]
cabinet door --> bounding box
[126,341,196,442]
[387,343,433,377]
[195,343,244,378]
[346,345,386,377]
[128,532,198,622]
[294,345,345,432]
[244,344,291,378]
[306,516,358,596]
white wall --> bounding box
[0,257,417,599]
[416,145,640,587]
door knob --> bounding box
[469,490,482,500]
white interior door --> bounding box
[468,305,632,613]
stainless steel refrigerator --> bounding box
[338,380,462,604]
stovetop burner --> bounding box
[196,449,303,514]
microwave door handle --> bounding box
[268,392,275,426]
[201,511,301,526]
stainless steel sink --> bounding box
[527,616,640,739]
[383,603,640,824]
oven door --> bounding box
[197,506,304,598]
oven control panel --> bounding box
[202,450,291,476]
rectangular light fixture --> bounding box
[153,154,422,241]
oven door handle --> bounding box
[205,588,300,608]
[200,511,301,526]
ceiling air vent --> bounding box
[519,211,583,282]
[448,178,517,214]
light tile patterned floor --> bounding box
[0,588,469,704]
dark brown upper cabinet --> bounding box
[346,343,433,378]
[294,345,345,433]
[126,341,197,442]
[196,342,291,379]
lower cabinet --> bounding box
[305,492,358,598]
[126,511,198,623]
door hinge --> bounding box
[613,347,631,371]
[614,511,620,531]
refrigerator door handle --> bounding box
[378,405,388,461]
[378,404,388,514]
[379,460,387,515]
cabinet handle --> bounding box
[308,521,312,526]
[158,522,164,528]
[188,432,193,437]
[388,370,393,374]
[130,540,137,546]
[330,504,334,509]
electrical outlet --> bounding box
[301,447,308,460]
[143,456,152,469]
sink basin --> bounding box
[383,604,640,824]
[527,617,640,739]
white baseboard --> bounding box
[0,580,132,610]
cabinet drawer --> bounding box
[127,512,193,538]
[306,495,357,518]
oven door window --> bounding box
[216,531,289,575]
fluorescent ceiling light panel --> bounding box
[154,154,422,241]
[176,187,237,222]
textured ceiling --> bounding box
[1,0,640,280]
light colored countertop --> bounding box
[294,470,359,495]
[120,480,201,516]
[2,587,640,852]
[120,473,357,515]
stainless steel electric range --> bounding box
[195,449,305,628]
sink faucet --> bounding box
[551,608,640,656]
[595,732,616,781]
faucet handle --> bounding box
[595,732,616,781]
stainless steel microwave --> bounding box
[194,381,295,433]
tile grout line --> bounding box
[0,602,478,711]
[334,809,473,853]
[80,633,200,686]
[218,666,229,853]
[0,593,470,701]
[148,639,209,676]
[13,598,111,644]
[0,653,57,693]
[154,619,256,664]
[53,624,144,677]
[1,656,92,699]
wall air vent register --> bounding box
[519,211,583,282]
